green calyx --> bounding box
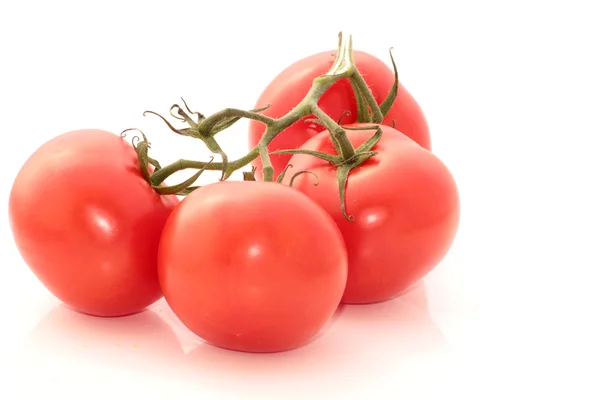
[273,125,382,221]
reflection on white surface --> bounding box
[8,281,451,398]
[20,304,184,374]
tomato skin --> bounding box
[248,50,431,179]
[158,181,347,353]
[284,124,459,304]
[9,129,178,317]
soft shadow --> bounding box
[20,299,184,374]
[176,280,448,392]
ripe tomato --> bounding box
[283,124,459,304]
[248,50,431,179]
[158,181,347,353]
[9,129,178,317]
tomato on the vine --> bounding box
[158,181,348,353]
[283,124,459,304]
[9,129,178,317]
[248,50,431,179]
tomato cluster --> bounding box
[9,35,459,353]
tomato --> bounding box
[9,129,178,317]
[283,124,459,304]
[158,181,347,353]
[248,50,431,179]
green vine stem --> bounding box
[128,32,400,219]
[350,47,399,123]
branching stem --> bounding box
[129,32,400,215]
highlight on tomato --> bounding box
[282,124,460,304]
[248,49,431,179]
[9,129,179,317]
[157,180,348,353]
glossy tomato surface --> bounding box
[158,181,347,353]
[248,50,431,179]
[9,129,178,317]
[284,124,459,304]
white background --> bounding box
[1,0,599,399]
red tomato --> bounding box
[158,181,347,353]
[248,50,431,179]
[283,124,459,304]
[9,129,178,317]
